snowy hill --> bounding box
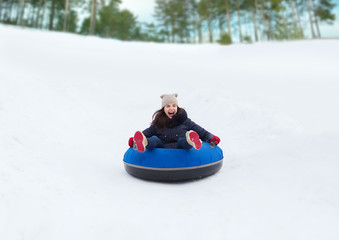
[1,24,339,240]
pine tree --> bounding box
[197,0,216,43]
[225,0,232,38]
[314,0,336,37]
[63,0,70,31]
[89,0,98,35]
[154,0,169,42]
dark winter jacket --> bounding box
[142,109,214,149]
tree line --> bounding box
[0,0,336,43]
[154,0,336,43]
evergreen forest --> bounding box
[0,0,336,44]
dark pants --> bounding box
[146,136,192,150]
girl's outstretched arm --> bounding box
[186,119,213,142]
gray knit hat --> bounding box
[160,93,178,108]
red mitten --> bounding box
[210,136,220,145]
[128,137,134,147]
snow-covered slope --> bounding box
[1,24,339,240]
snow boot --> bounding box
[186,130,202,150]
[133,131,148,153]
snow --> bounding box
[1,24,339,240]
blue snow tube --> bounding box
[123,142,223,181]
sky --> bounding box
[120,0,339,39]
[120,0,156,23]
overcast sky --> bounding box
[120,0,339,38]
[120,0,155,23]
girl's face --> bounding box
[164,103,178,119]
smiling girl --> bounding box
[129,93,220,153]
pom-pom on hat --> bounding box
[161,93,178,108]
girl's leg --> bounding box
[133,131,148,152]
[177,138,192,150]
[146,136,164,150]
[183,131,202,150]
[134,131,164,152]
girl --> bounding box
[128,93,220,153]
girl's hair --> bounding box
[151,106,184,130]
